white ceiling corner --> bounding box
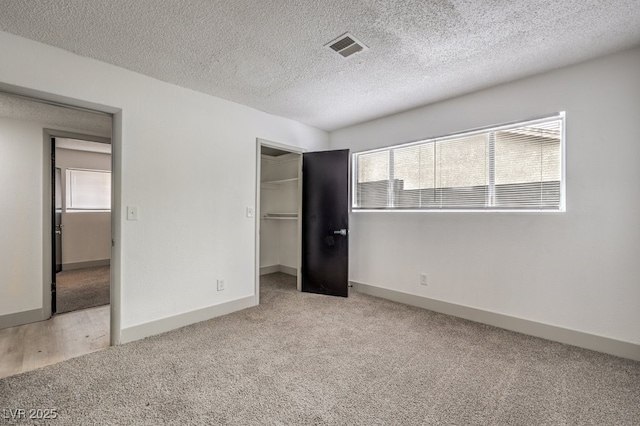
[0,0,639,131]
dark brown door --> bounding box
[55,167,62,273]
[51,138,60,314]
[301,150,350,297]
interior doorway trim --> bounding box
[0,82,122,345]
[43,123,121,347]
[43,128,119,344]
[255,138,305,305]
[43,129,112,318]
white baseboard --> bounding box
[278,265,297,276]
[260,264,297,277]
[352,281,640,362]
[0,308,44,329]
[260,265,280,275]
[120,296,255,344]
[62,259,110,270]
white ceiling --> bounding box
[1,1,639,131]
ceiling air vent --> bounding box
[325,32,368,59]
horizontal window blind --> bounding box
[66,169,111,210]
[353,114,564,211]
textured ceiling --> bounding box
[0,92,112,137]
[1,1,639,131]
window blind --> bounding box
[353,114,564,211]
[66,169,111,210]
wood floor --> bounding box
[0,306,110,379]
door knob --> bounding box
[333,229,348,236]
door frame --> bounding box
[0,83,122,345]
[254,138,305,305]
[42,121,121,345]
[45,130,112,318]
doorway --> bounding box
[51,136,112,316]
[0,88,120,375]
[256,140,303,302]
[0,87,121,342]
[255,139,350,303]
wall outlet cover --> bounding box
[217,279,225,291]
[420,273,427,286]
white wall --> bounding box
[0,31,328,335]
[0,118,46,315]
[330,47,640,345]
[55,147,112,267]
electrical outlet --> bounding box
[217,279,225,291]
[420,273,427,286]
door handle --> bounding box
[333,229,348,236]
[55,230,62,235]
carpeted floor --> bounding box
[56,266,110,314]
[1,272,639,425]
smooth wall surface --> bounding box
[0,31,328,336]
[55,147,112,267]
[330,47,640,345]
[0,118,45,315]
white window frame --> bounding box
[65,168,112,212]
[352,113,566,213]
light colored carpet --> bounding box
[56,266,110,314]
[1,272,638,425]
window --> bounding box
[66,168,111,211]
[353,113,564,211]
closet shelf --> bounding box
[262,213,298,220]
[261,177,299,186]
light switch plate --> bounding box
[127,206,138,221]
[246,207,254,218]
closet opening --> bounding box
[255,140,303,303]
